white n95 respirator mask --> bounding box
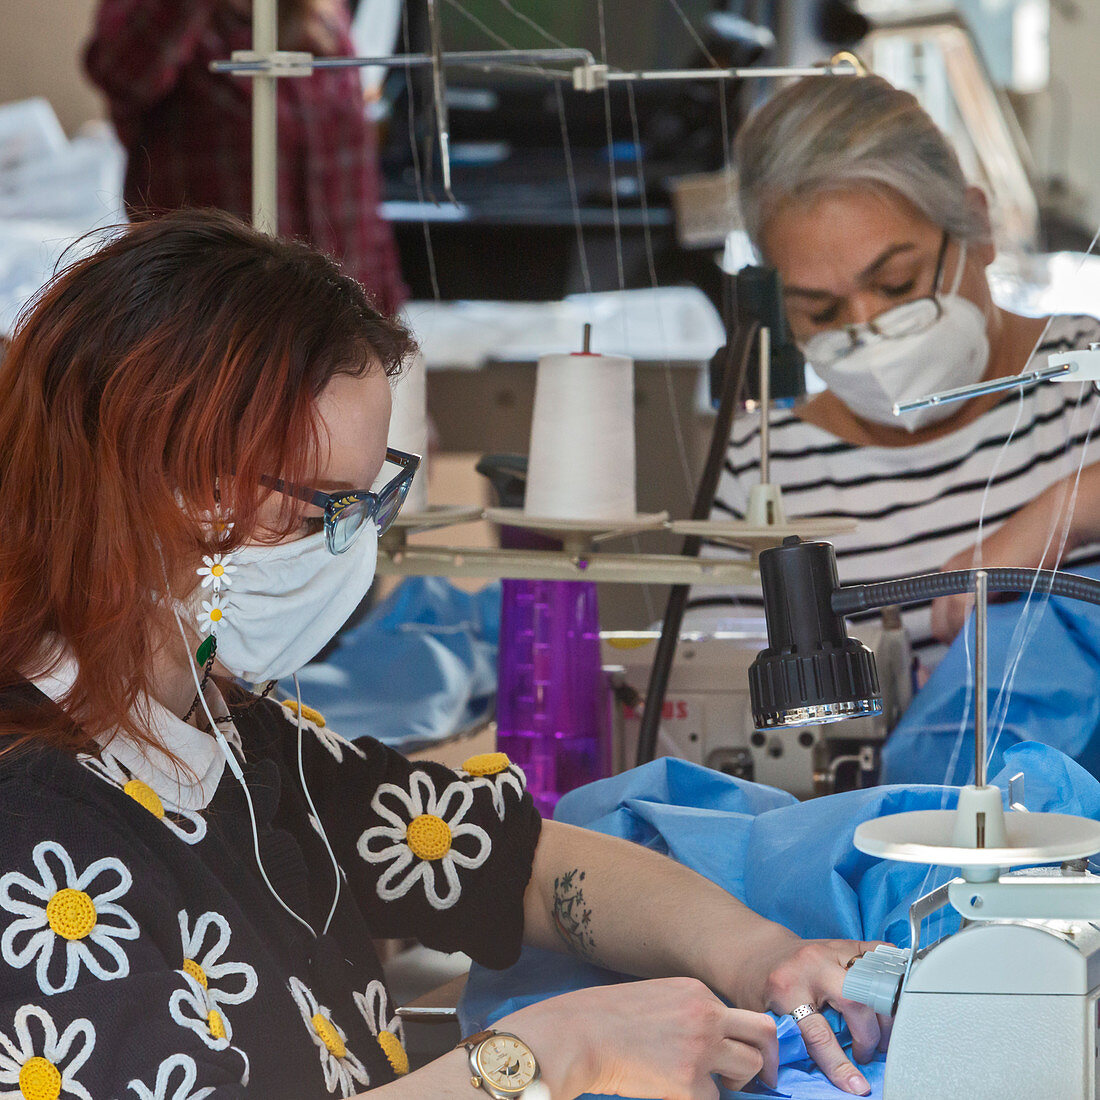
[189,522,379,683]
[802,242,990,432]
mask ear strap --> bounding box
[948,240,968,296]
[170,599,318,939]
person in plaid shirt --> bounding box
[84,0,407,313]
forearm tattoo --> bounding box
[551,868,595,958]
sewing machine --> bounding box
[845,794,1100,1099]
[795,560,1100,1097]
[602,616,912,798]
[742,538,1100,1097]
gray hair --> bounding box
[736,74,988,255]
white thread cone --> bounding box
[525,352,636,521]
[387,351,429,515]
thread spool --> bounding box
[525,348,637,522]
[387,352,429,515]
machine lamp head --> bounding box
[749,537,882,730]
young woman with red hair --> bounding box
[0,209,880,1099]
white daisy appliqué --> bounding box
[78,754,207,845]
[0,1005,95,1100]
[0,841,139,995]
[196,554,236,593]
[352,980,408,1077]
[280,703,365,764]
[288,977,369,1098]
[459,753,527,821]
[357,772,491,910]
[168,911,255,1084]
[125,1054,214,1100]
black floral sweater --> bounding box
[0,678,541,1099]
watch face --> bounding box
[475,1035,538,1093]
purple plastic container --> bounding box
[496,579,611,816]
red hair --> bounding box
[0,209,415,756]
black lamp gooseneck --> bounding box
[749,536,1100,731]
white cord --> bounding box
[293,672,343,936]
[172,608,318,938]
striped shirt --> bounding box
[688,314,1100,669]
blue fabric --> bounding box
[882,564,1100,785]
[294,578,501,749]
[461,745,1100,1098]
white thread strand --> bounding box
[625,80,695,496]
[554,81,593,295]
[985,384,1100,769]
[943,221,1100,791]
[401,2,441,300]
[595,0,627,298]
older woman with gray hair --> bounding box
[695,73,1100,671]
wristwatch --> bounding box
[459,1029,548,1098]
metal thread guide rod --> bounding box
[424,0,455,203]
[974,569,988,789]
[252,0,278,232]
[582,323,592,355]
[758,325,771,490]
[745,326,784,526]
[974,569,989,845]
[894,362,1075,417]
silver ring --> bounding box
[789,1003,818,1023]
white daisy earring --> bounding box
[196,553,236,595]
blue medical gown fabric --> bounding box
[882,564,1100,785]
[294,577,501,749]
[460,745,1100,1098]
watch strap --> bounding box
[458,1028,496,1051]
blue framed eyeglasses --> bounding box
[262,447,421,554]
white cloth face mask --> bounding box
[802,242,990,432]
[190,522,379,683]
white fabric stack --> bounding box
[386,351,429,515]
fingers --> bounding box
[829,941,884,1063]
[797,1010,870,1096]
[721,1008,778,1089]
[877,1012,893,1052]
[715,1040,768,1093]
[835,999,880,1065]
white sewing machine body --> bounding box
[602,619,911,798]
[885,912,1100,1098]
[847,796,1100,1100]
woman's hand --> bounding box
[502,977,779,1100]
[724,929,890,1096]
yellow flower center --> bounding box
[211,564,225,577]
[463,752,511,777]
[208,608,223,623]
[46,888,97,940]
[378,1030,409,1075]
[280,700,327,727]
[311,1014,346,1058]
[124,778,165,819]
[183,958,208,989]
[208,1010,227,1041]
[19,1057,62,1100]
[406,814,452,860]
